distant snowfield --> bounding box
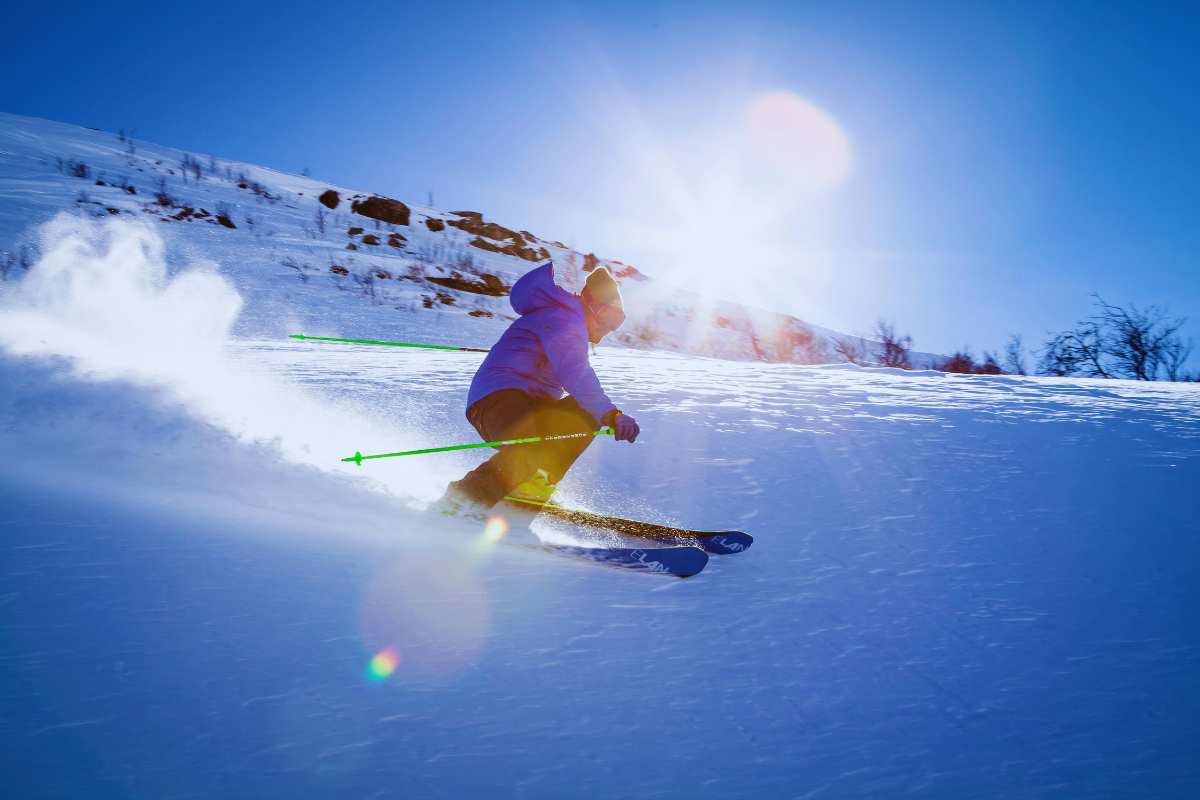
[2,215,1199,797]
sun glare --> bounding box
[620,89,853,310]
[745,90,853,190]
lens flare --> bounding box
[482,515,509,544]
[358,559,491,685]
[367,646,401,682]
[746,90,852,189]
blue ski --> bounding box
[538,542,708,578]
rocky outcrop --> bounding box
[351,196,410,226]
[426,271,510,296]
[467,236,550,262]
[318,190,340,209]
[448,213,549,262]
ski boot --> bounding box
[430,483,493,522]
[509,468,556,505]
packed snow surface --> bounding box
[1,215,1198,798]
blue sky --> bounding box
[2,0,1197,360]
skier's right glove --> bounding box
[612,413,640,443]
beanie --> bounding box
[582,267,623,312]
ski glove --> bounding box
[612,413,640,443]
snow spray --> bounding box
[0,214,445,499]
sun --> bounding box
[745,90,853,190]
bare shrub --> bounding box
[1095,296,1188,381]
[833,336,867,365]
[977,352,1003,375]
[154,177,175,207]
[181,153,203,182]
[60,159,91,179]
[1163,336,1194,382]
[936,351,978,373]
[215,202,236,229]
[1003,334,1027,375]
[352,270,378,302]
[282,255,310,283]
[1039,295,1190,381]
[874,320,913,369]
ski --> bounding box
[535,542,708,578]
[501,496,754,556]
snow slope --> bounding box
[2,210,1199,798]
[0,111,933,366]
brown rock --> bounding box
[351,195,410,226]
[466,236,550,263]
[348,226,364,236]
[427,271,510,297]
[447,215,522,244]
[425,218,445,232]
[330,265,349,275]
[318,189,340,209]
[361,234,380,246]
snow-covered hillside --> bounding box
[0,111,918,365]
[1,201,1198,798]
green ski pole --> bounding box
[342,428,614,466]
[290,334,490,353]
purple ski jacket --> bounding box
[467,262,617,425]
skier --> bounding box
[435,260,640,517]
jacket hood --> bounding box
[510,262,580,317]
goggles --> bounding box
[586,299,626,332]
